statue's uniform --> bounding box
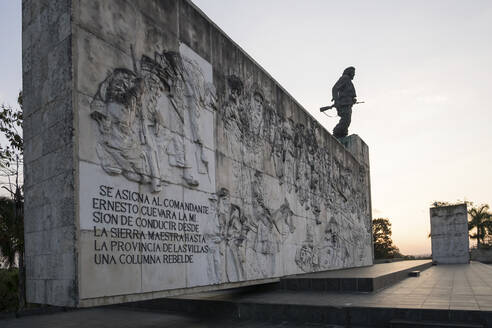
[332,74,356,139]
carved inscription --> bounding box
[91,185,209,265]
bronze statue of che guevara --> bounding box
[331,66,357,139]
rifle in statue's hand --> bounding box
[320,101,365,112]
[320,104,336,112]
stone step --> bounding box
[280,260,433,292]
[121,295,492,328]
[390,319,484,328]
[117,263,492,327]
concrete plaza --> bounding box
[3,262,492,327]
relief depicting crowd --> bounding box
[89,49,372,283]
[90,50,215,193]
[208,74,372,281]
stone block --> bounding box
[42,92,72,130]
[75,28,132,97]
[341,278,357,291]
[135,3,179,55]
[134,0,179,32]
[341,134,370,167]
[430,204,469,264]
[24,194,74,233]
[310,278,326,291]
[210,27,241,75]
[78,0,137,52]
[22,0,38,27]
[179,0,211,62]
[26,278,46,304]
[25,145,72,189]
[25,225,75,256]
[21,68,35,117]
[24,0,77,309]
[44,38,71,107]
[46,279,77,307]
[76,92,102,165]
[325,278,341,291]
[79,230,143,299]
[23,136,44,167]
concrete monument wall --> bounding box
[23,0,373,307]
[430,204,469,264]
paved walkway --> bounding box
[179,262,492,311]
[3,262,492,327]
[376,261,492,310]
[2,308,344,328]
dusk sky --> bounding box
[2,1,491,255]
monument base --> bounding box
[280,259,431,292]
[339,134,370,167]
[123,260,492,327]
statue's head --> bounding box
[343,66,356,80]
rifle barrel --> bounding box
[320,105,333,112]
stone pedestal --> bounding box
[340,135,370,169]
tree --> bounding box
[468,204,492,249]
[431,200,472,208]
[372,218,401,259]
[0,91,24,309]
[0,92,23,162]
[0,197,22,268]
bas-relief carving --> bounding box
[251,171,294,278]
[88,50,371,286]
[209,176,296,281]
[295,215,363,272]
[217,74,372,275]
[90,50,216,192]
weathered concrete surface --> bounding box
[430,204,469,264]
[23,0,373,307]
[22,0,77,307]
